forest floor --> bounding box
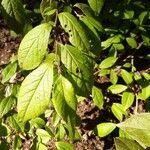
[0,17,149,150]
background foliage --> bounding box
[0,0,150,149]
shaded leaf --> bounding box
[55,141,74,150]
[1,0,26,33]
[60,44,93,96]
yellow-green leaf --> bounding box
[115,138,144,150]
[122,92,135,110]
[17,54,55,122]
[92,86,104,109]
[99,57,118,69]
[96,123,116,137]
[108,84,127,94]
[58,12,90,52]
[18,23,52,70]
[117,113,150,147]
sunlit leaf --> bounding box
[117,113,150,147]
[2,62,17,83]
[110,69,118,85]
[126,37,137,49]
[88,0,105,15]
[122,92,134,110]
[111,103,127,121]
[115,138,144,150]
[18,23,52,70]
[108,84,127,94]
[92,86,104,109]
[96,123,116,137]
[58,12,90,52]
[55,141,74,150]
[0,96,15,118]
[121,69,133,84]
[17,54,55,122]
[99,57,118,69]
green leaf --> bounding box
[18,23,52,70]
[122,92,135,110]
[108,84,127,94]
[8,114,24,132]
[17,54,55,122]
[13,135,22,150]
[0,124,7,136]
[55,142,74,150]
[36,129,51,144]
[117,113,150,147]
[99,57,118,69]
[0,83,5,100]
[96,123,116,137]
[119,129,133,139]
[40,0,57,16]
[142,72,150,80]
[60,44,93,96]
[80,15,103,36]
[0,96,15,118]
[55,124,66,140]
[126,37,137,49]
[58,12,90,52]
[110,69,118,84]
[113,43,124,51]
[79,16,102,55]
[1,0,26,33]
[137,85,150,100]
[38,143,47,150]
[74,3,94,17]
[88,0,104,15]
[2,62,17,83]
[30,118,45,128]
[52,74,77,123]
[0,139,9,150]
[138,11,149,25]
[115,138,144,150]
[121,69,133,84]
[92,86,104,109]
[111,103,127,121]
[102,35,121,49]
[123,10,134,19]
